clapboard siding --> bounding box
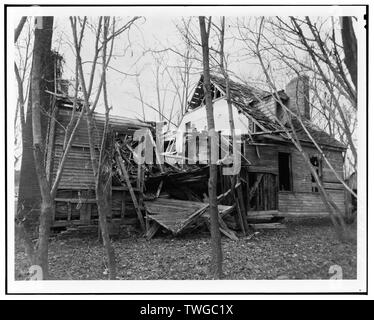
[278,190,345,214]
[51,106,152,191]
[322,149,344,183]
[244,145,278,173]
[49,105,150,227]
[244,142,344,194]
[52,145,97,189]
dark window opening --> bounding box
[310,155,322,192]
[278,152,292,191]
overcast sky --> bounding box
[11,6,365,126]
[50,16,269,124]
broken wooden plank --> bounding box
[219,227,239,241]
[217,211,238,241]
[144,189,235,236]
[245,210,280,217]
[155,180,163,198]
[147,129,164,173]
[146,221,160,240]
[219,204,235,218]
[249,223,286,230]
[55,198,97,203]
[176,188,235,233]
[247,173,264,208]
[137,163,145,210]
[204,208,238,241]
[115,144,145,231]
[175,204,209,233]
[236,180,249,233]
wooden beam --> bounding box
[247,173,264,204]
[250,129,290,136]
[219,227,239,241]
[55,198,97,203]
[137,163,145,208]
[219,204,235,218]
[236,180,249,233]
[146,221,160,240]
[115,144,145,231]
[155,180,163,198]
[147,130,164,173]
[217,211,238,241]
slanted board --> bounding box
[145,198,231,235]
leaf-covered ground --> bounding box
[15,217,356,280]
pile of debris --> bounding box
[113,132,209,200]
[111,131,250,240]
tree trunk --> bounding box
[219,17,249,235]
[97,126,116,279]
[199,16,223,279]
[86,109,117,279]
[340,17,357,90]
[30,16,54,279]
[96,186,116,279]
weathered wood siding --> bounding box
[51,106,152,189]
[49,105,151,227]
[243,141,346,215]
[279,191,345,215]
[51,108,102,189]
[321,149,345,184]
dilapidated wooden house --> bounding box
[176,74,347,219]
[18,89,213,235]
[18,70,348,238]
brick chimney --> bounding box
[285,75,310,119]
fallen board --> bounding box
[144,198,232,234]
[249,223,286,229]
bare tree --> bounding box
[236,16,357,174]
[237,17,352,240]
[216,17,249,235]
[70,16,140,279]
[14,17,32,166]
[199,16,223,279]
[340,17,357,90]
[131,21,196,128]
[15,16,97,278]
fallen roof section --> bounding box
[144,198,234,236]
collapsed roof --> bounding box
[187,74,346,150]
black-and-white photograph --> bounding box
[4,3,368,296]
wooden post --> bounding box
[155,180,163,198]
[137,163,144,208]
[236,178,249,233]
[115,145,145,231]
[247,173,264,214]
